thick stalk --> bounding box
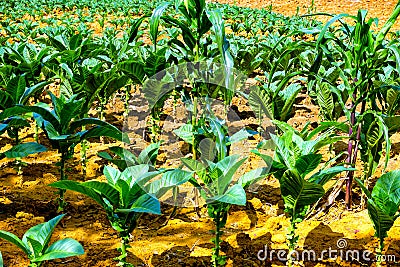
[58,150,68,212]
[124,85,130,118]
[287,212,298,267]
[34,120,39,143]
[345,98,366,209]
[376,238,384,267]
[192,96,198,160]
[14,128,23,175]
[213,210,222,267]
[80,124,88,177]
[118,234,129,266]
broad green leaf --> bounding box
[103,165,121,185]
[48,181,105,208]
[82,181,120,206]
[295,154,322,177]
[248,86,272,119]
[149,169,193,196]
[227,128,256,145]
[137,142,160,165]
[3,142,47,159]
[280,169,324,209]
[371,170,400,216]
[35,238,84,262]
[237,167,268,189]
[22,214,65,257]
[117,193,161,215]
[308,166,355,185]
[80,125,128,143]
[367,200,395,241]
[209,184,246,206]
[174,123,194,144]
[181,157,206,176]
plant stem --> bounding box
[124,85,130,118]
[192,96,198,160]
[213,210,222,267]
[376,238,384,267]
[34,120,39,143]
[58,150,68,212]
[345,98,356,209]
[287,220,297,267]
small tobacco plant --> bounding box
[0,92,127,211]
[0,214,84,267]
[49,164,192,266]
[356,170,400,267]
[181,155,268,267]
[254,124,353,266]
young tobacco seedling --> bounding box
[49,164,192,267]
[356,170,400,267]
[181,155,268,267]
[0,214,84,267]
[254,126,353,267]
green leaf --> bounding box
[295,154,322,177]
[150,2,170,49]
[82,181,120,206]
[118,61,145,84]
[174,123,194,144]
[117,193,161,215]
[22,214,65,258]
[371,170,400,217]
[0,231,28,255]
[48,181,105,208]
[80,125,128,143]
[35,238,84,262]
[149,169,193,196]
[137,142,160,165]
[227,128,256,145]
[308,166,355,185]
[0,105,59,130]
[355,178,372,199]
[209,184,246,205]
[237,167,268,189]
[0,251,3,267]
[248,86,272,120]
[3,142,47,159]
[103,165,121,185]
[280,169,324,209]
[367,200,395,241]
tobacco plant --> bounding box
[49,164,192,266]
[0,92,127,211]
[356,170,400,267]
[254,124,353,266]
[313,3,400,207]
[0,214,84,267]
[182,155,268,266]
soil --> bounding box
[1,1,400,267]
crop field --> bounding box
[1,0,400,266]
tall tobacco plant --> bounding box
[313,2,400,208]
